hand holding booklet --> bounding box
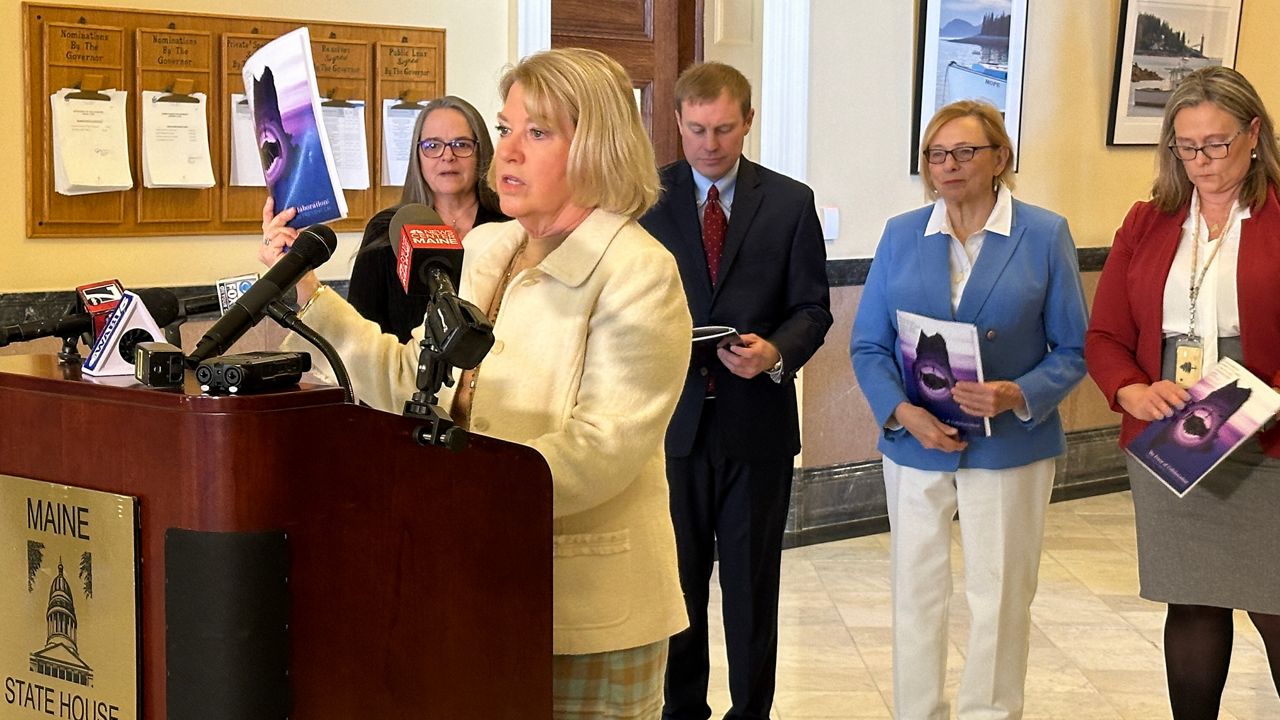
[241,27,347,228]
[691,326,743,367]
[896,310,991,438]
[1126,357,1280,497]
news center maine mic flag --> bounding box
[241,27,347,228]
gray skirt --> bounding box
[1127,336,1280,613]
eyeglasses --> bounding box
[1168,130,1243,161]
[923,145,995,165]
[418,138,477,158]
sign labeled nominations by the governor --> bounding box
[1,474,138,720]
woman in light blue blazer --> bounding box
[851,101,1088,720]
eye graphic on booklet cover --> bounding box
[913,331,956,402]
[1167,381,1251,450]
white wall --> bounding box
[2,0,514,292]
[808,1,1280,258]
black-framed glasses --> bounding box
[418,138,477,158]
[923,145,995,165]
[1168,130,1243,161]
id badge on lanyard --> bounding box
[1174,335,1204,388]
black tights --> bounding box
[1164,603,1280,719]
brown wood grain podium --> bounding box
[0,354,552,719]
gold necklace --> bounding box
[467,238,529,392]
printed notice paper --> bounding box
[140,91,215,188]
[241,27,347,227]
[1127,357,1280,497]
[50,88,133,195]
[320,101,370,190]
[382,99,425,186]
[229,93,265,187]
[896,310,991,438]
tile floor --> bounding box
[702,492,1278,719]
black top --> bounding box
[346,204,509,342]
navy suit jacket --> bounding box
[640,158,832,460]
[851,199,1088,471]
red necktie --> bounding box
[703,184,726,285]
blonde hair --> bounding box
[1152,65,1280,213]
[674,62,752,118]
[493,48,659,219]
[919,100,1016,199]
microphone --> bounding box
[178,294,223,319]
[0,287,181,348]
[390,203,463,297]
[188,224,338,364]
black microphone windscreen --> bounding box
[389,204,443,256]
[134,288,181,327]
[292,224,338,265]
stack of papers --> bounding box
[50,88,133,195]
[140,90,215,188]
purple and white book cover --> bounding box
[1127,357,1280,497]
[896,310,991,439]
[242,27,347,228]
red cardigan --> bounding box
[1086,186,1280,456]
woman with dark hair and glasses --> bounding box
[1087,65,1280,719]
[852,99,1087,719]
[263,95,508,342]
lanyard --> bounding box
[1186,203,1237,342]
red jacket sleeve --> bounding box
[1085,201,1155,411]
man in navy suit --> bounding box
[640,62,831,720]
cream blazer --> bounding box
[292,209,692,654]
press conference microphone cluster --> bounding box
[0,287,182,348]
[390,204,492,370]
[188,224,338,365]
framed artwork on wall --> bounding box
[1107,0,1245,145]
[911,0,1029,174]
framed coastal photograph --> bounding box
[911,0,1029,174]
[1107,0,1245,145]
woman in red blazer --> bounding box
[1086,66,1280,719]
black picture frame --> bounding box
[1106,0,1245,146]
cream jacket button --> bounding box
[986,329,997,340]
[473,418,490,432]
[491,340,504,354]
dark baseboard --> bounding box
[783,426,1127,549]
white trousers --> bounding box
[882,456,1056,720]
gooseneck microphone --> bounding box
[0,287,182,348]
[187,224,338,364]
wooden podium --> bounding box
[0,355,552,719]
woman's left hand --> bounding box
[952,380,1026,418]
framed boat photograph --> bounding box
[1107,0,1244,145]
[911,0,1029,174]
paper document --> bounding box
[1127,357,1280,497]
[382,99,425,186]
[229,93,265,187]
[241,27,347,227]
[896,310,991,438]
[140,91,215,188]
[321,101,370,190]
[50,88,133,195]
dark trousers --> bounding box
[662,400,793,720]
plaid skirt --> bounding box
[551,639,668,719]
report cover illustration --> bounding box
[1127,357,1280,497]
[242,27,347,228]
[896,310,991,438]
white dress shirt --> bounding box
[925,184,1014,314]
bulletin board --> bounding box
[24,3,445,238]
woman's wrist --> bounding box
[294,273,324,311]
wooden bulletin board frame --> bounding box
[24,3,445,238]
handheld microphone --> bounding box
[391,204,463,297]
[0,287,181,348]
[188,224,338,364]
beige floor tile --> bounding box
[695,491,1278,719]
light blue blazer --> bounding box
[851,199,1088,471]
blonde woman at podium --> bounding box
[260,48,691,719]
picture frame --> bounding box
[911,0,1029,175]
[1107,0,1245,146]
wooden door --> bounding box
[552,0,703,165]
